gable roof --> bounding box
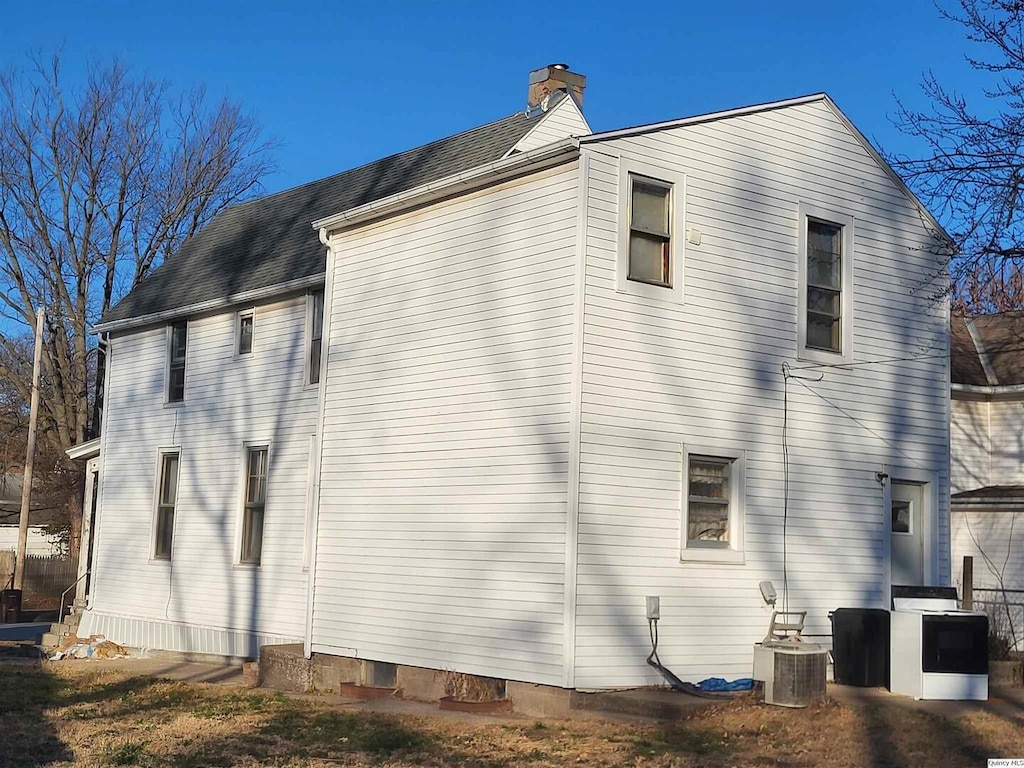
[580,93,953,248]
[98,108,548,329]
[952,313,1024,387]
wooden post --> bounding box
[15,309,44,592]
[963,555,974,610]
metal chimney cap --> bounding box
[550,63,570,70]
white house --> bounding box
[0,473,57,556]
[76,66,951,688]
[949,313,1024,643]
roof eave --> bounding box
[92,272,325,335]
[65,437,101,461]
[951,381,1024,398]
[313,137,580,234]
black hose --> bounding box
[645,618,736,699]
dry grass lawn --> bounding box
[1,661,1022,767]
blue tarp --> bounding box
[696,677,756,692]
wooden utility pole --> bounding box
[15,308,44,591]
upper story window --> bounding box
[628,177,673,287]
[154,450,179,560]
[681,447,745,564]
[240,446,268,565]
[167,320,187,403]
[617,158,685,303]
[798,203,854,364]
[307,290,324,386]
[237,309,254,356]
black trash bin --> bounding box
[829,608,890,688]
[0,589,22,624]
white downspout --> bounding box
[303,228,335,658]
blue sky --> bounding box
[0,0,990,195]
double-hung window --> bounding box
[681,449,745,563]
[617,158,685,302]
[237,310,254,356]
[154,451,179,560]
[307,290,324,386]
[628,177,673,287]
[240,446,268,565]
[798,203,854,363]
[167,320,188,403]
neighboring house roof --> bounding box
[98,106,555,329]
[952,485,1024,507]
[951,313,1024,387]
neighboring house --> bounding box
[0,472,56,556]
[73,66,951,689]
[950,314,1024,631]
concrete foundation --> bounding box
[255,643,715,720]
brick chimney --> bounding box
[528,63,586,110]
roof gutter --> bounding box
[951,382,1024,398]
[91,272,325,335]
[312,137,580,234]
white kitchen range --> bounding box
[889,586,989,701]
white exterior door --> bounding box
[891,481,925,587]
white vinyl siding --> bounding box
[90,293,319,649]
[987,399,1024,486]
[511,95,591,154]
[951,396,1024,493]
[951,397,991,493]
[573,99,950,688]
[0,526,53,554]
[312,162,579,686]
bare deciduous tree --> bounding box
[0,53,275,549]
[891,0,1024,313]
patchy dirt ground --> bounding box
[1,661,1022,767]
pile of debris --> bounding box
[50,634,128,661]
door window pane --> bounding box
[892,500,912,534]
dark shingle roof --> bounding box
[951,313,1024,386]
[951,316,988,386]
[101,109,545,326]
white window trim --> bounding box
[235,440,271,568]
[164,320,188,406]
[303,290,324,390]
[617,157,686,303]
[681,445,745,564]
[235,307,255,358]
[151,446,181,563]
[797,202,855,364]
